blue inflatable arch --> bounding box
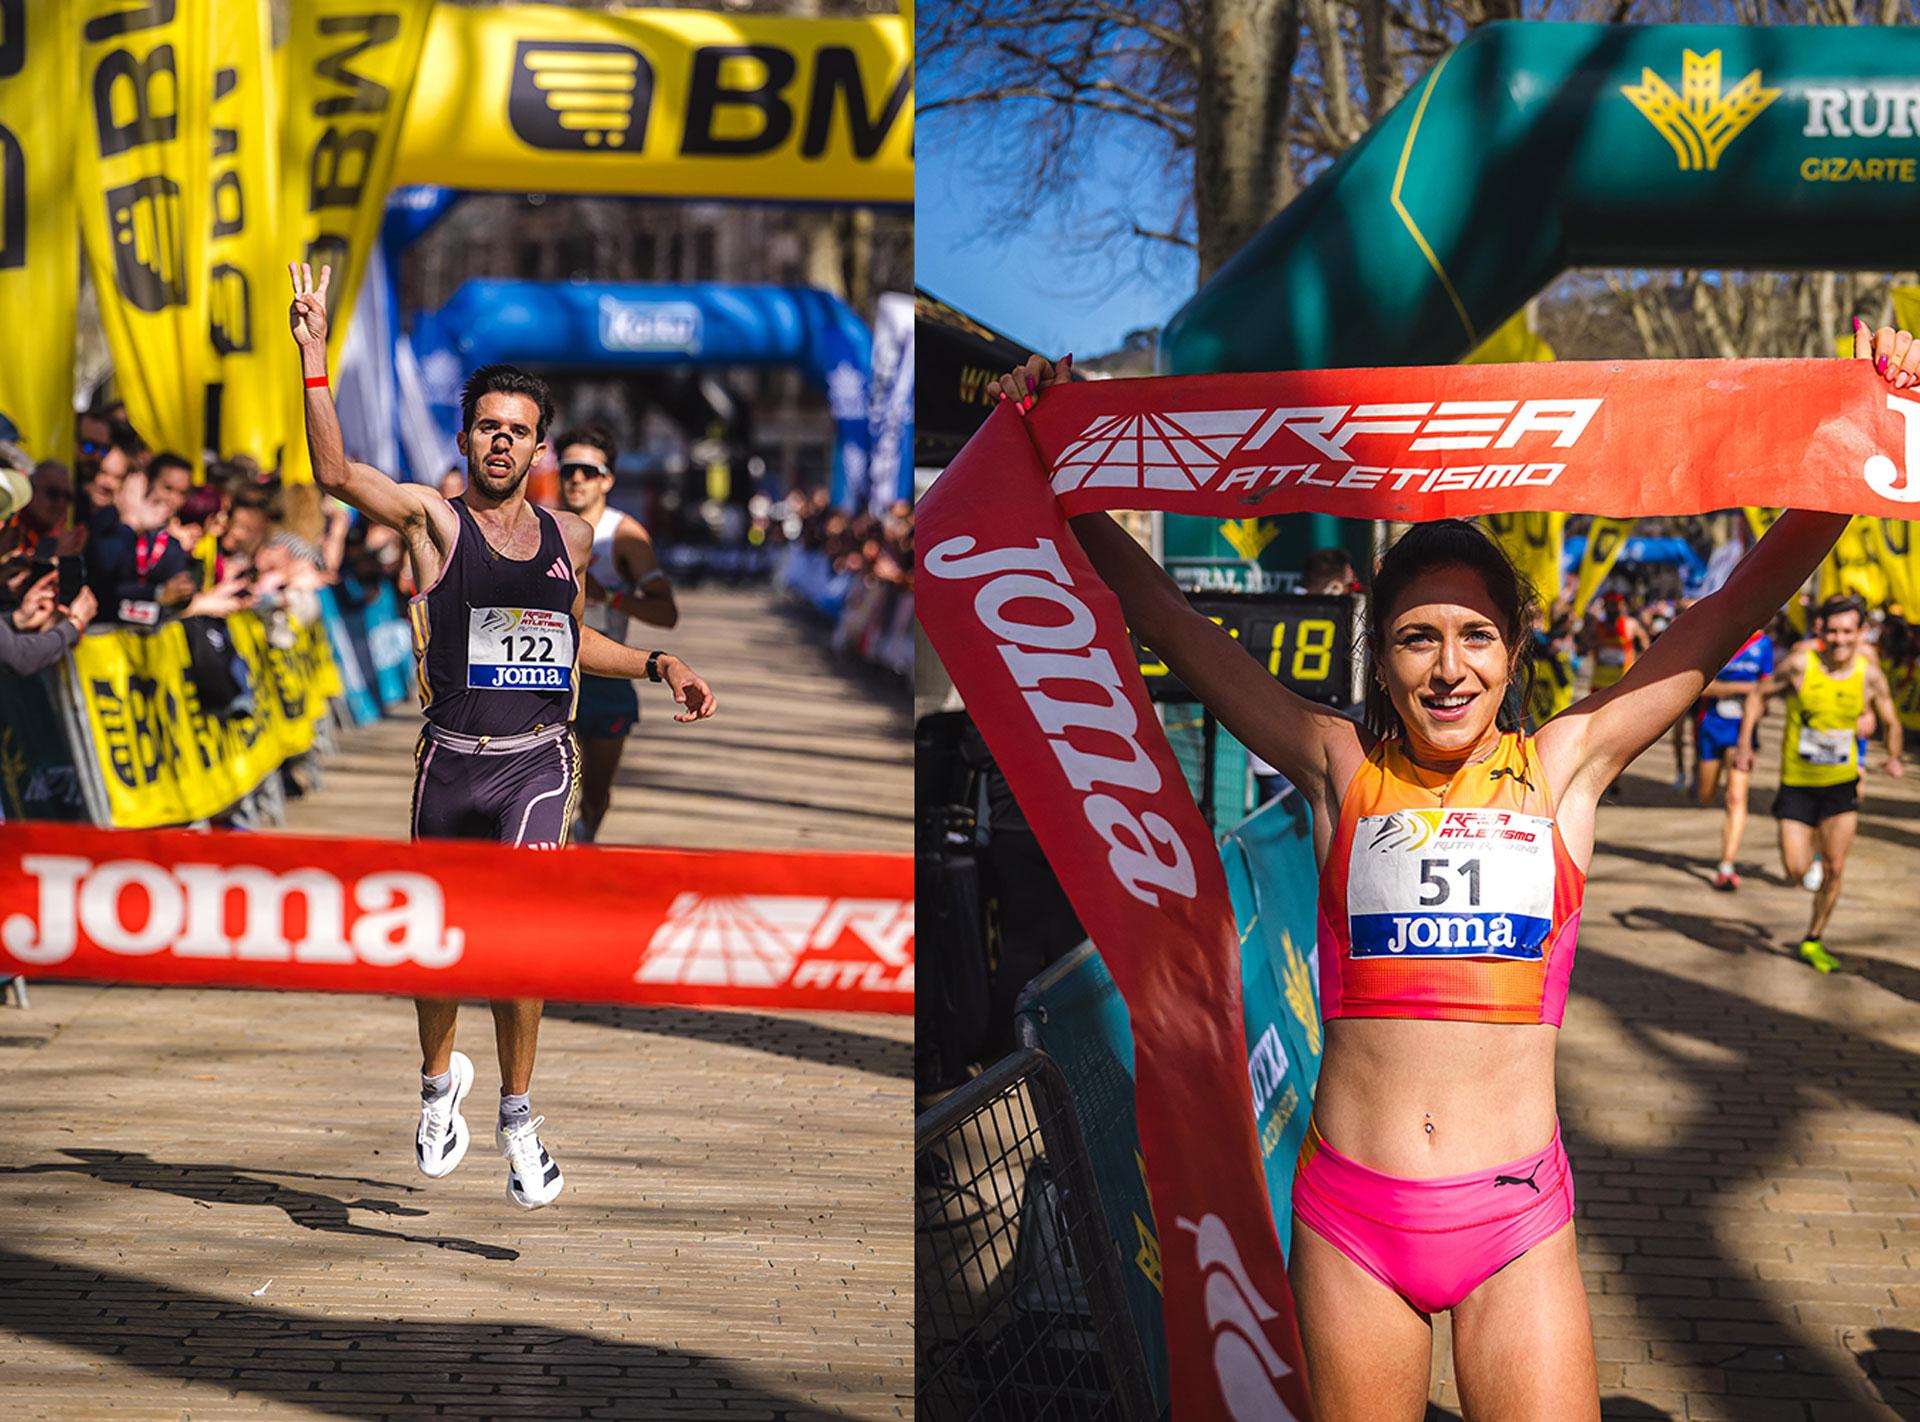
[409,280,873,502]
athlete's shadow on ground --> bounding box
[1612,906,1780,958]
[1592,837,1722,887]
[0,1150,518,1262]
[1564,942,1920,1416]
[544,1001,911,1079]
[1844,954,1920,1006]
[0,1243,852,1420]
[1856,1328,1920,1420]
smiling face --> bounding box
[1823,606,1863,664]
[456,392,546,502]
[556,443,614,515]
[1380,563,1518,759]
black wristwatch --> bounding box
[646,650,666,683]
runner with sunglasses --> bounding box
[555,425,678,843]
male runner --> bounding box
[290,262,716,1207]
[1698,627,1773,889]
[1742,594,1901,973]
[553,422,676,843]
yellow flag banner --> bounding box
[1815,516,1887,609]
[1860,518,1920,615]
[0,5,78,459]
[1571,516,1636,616]
[1483,511,1567,606]
[207,0,285,467]
[278,0,434,484]
[392,6,912,206]
[64,610,340,828]
[75,0,211,471]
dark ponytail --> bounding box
[1363,519,1540,742]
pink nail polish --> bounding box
[1879,356,1890,374]
[1020,396,1034,415]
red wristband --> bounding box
[304,375,329,388]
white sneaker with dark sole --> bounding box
[415,1051,474,1179]
[498,1115,564,1209]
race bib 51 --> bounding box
[467,607,574,691]
[1349,808,1554,961]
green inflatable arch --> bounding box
[1162,23,1920,374]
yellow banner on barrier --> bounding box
[208,0,287,468]
[75,0,211,472]
[392,6,912,206]
[0,5,78,460]
[66,611,339,828]
[278,0,435,484]
[1571,516,1636,616]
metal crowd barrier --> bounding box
[915,1047,1156,1422]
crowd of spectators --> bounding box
[0,406,388,717]
[771,489,914,678]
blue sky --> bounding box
[916,122,1199,360]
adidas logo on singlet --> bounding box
[546,557,571,581]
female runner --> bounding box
[990,324,1915,1419]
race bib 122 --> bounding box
[467,607,574,691]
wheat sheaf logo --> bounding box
[1622,49,1780,172]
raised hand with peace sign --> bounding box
[288,261,332,354]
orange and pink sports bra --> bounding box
[1316,732,1586,1026]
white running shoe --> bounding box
[498,1115,564,1209]
[415,1050,474,1179]
[1802,859,1825,892]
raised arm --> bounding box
[991,354,1365,808]
[290,262,441,535]
[1552,320,1917,795]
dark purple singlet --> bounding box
[407,498,583,848]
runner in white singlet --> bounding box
[554,423,678,843]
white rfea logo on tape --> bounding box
[1,856,465,968]
[1865,393,1920,503]
[1174,1214,1300,1422]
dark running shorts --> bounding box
[575,674,639,740]
[412,724,580,848]
[1772,779,1859,826]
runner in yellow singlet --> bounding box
[1744,595,1902,972]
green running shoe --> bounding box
[1799,938,1839,974]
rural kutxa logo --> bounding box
[1621,49,1779,172]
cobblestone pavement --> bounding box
[0,589,913,1420]
[1425,743,1920,1421]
